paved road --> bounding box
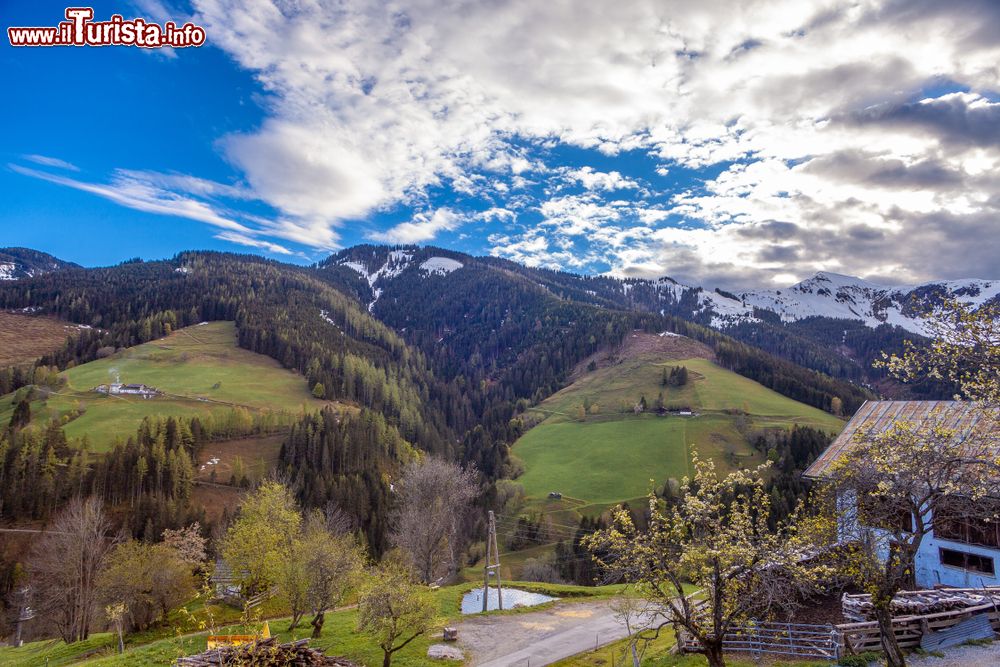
[456,600,636,667]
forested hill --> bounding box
[0,251,656,479]
[1,247,870,456]
[0,247,876,551]
[318,245,871,414]
[320,245,950,398]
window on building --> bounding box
[858,494,913,533]
[939,547,995,575]
[933,498,1000,548]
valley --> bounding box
[0,244,990,665]
[4,8,998,664]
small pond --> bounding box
[460,586,557,614]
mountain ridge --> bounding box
[4,243,988,400]
[321,243,997,336]
[0,247,80,281]
[5,243,995,338]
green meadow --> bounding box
[513,355,845,508]
[0,581,624,667]
[0,321,330,451]
[515,417,690,503]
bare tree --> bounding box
[611,588,658,667]
[323,501,356,535]
[161,523,207,566]
[29,497,115,643]
[391,458,478,584]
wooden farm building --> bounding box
[805,400,1000,588]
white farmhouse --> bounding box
[805,400,1000,588]
[95,382,159,398]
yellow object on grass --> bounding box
[206,621,271,649]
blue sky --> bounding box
[3,1,999,287]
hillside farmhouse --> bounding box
[95,382,159,398]
[805,400,1000,589]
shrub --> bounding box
[838,652,881,667]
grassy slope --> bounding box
[514,356,845,506]
[0,311,84,366]
[0,322,330,451]
[0,582,623,667]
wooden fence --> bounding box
[678,600,1000,660]
[679,622,840,660]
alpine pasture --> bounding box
[513,336,845,510]
[0,321,331,451]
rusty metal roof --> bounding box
[804,401,998,479]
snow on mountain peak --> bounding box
[702,272,1000,334]
[420,257,463,275]
[793,271,882,292]
[337,250,415,310]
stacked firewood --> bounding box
[842,587,1000,622]
[175,638,361,666]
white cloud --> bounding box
[477,207,516,222]
[368,208,464,244]
[20,1,1000,281]
[22,155,79,171]
[565,167,640,191]
[10,161,316,257]
[10,164,250,232]
[187,0,1000,281]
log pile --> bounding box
[842,587,1000,622]
[175,638,361,666]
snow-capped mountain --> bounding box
[321,244,995,338]
[0,247,79,280]
[322,245,466,312]
[695,272,999,335]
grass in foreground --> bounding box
[0,581,619,667]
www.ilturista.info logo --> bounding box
[8,7,206,48]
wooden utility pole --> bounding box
[483,510,503,612]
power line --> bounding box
[494,516,604,535]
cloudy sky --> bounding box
[2,0,999,288]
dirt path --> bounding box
[456,600,635,667]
